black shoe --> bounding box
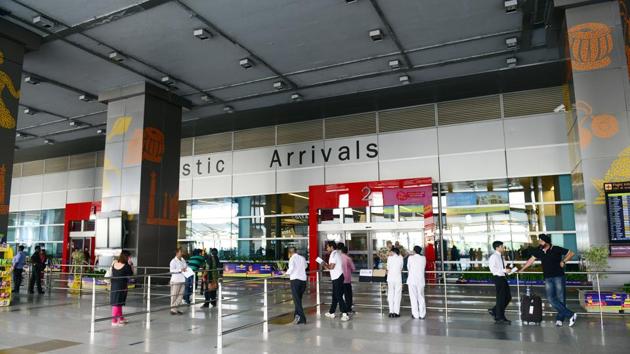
[394,314,400,318]
[494,319,511,325]
[488,309,495,318]
[388,313,393,318]
[28,291,34,294]
[176,310,184,315]
[200,303,209,308]
[38,291,45,294]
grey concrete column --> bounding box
[564,2,630,261]
[0,20,40,240]
[99,83,189,267]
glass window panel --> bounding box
[192,198,236,219]
[508,175,574,204]
[20,211,41,226]
[344,207,367,223]
[318,208,341,224]
[279,193,309,214]
[178,220,191,239]
[510,203,576,233]
[370,206,395,222]
[234,195,277,217]
[264,239,309,262]
[40,209,64,224]
[179,200,192,219]
[15,226,40,244]
[399,205,424,221]
[8,212,18,226]
[189,219,235,241]
[41,226,63,241]
[7,228,15,242]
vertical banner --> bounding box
[0,38,24,240]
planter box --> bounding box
[579,290,630,313]
[457,279,590,286]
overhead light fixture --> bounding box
[193,28,212,40]
[69,120,82,127]
[369,29,384,41]
[223,106,234,113]
[78,93,96,102]
[32,15,55,29]
[161,76,175,86]
[345,0,358,3]
[108,51,126,62]
[290,93,302,102]
[399,74,410,85]
[273,81,286,90]
[200,94,213,103]
[506,57,517,67]
[505,37,518,48]
[16,132,28,138]
[388,59,401,70]
[24,76,40,85]
[23,107,37,115]
[44,139,54,145]
[553,104,566,113]
[239,58,254,69]
[504,0,518,13]
[96,128,106,135]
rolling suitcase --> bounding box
[521,288,543,325]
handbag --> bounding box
[104,267,112,278]
[207,280,218,291]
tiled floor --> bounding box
[1,287,629,353]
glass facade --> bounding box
[178,175,578,263]
[6,209,65,260]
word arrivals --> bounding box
[269,141,378,168]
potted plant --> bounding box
[581,245,609,284]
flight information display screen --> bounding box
[605,182,630,256]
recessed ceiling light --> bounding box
[193,28,212,40]
[504,0,518,13]
[388,59,401,70]
[161,76,175,86]
[200,94,214,103]
[23,107,37,115]
[239,58,254,69]
[108,51,126,62]
[369,29,384,41]
[506,57,517,67]
[399,75,410,85]
[32,15,55,29]
[290,93,303,101]
[78,93,96,102]
[345,0,358,3]
[505,37,518,48]
[16,132,27,138]
[96,129,106,135]
[223,106,234,113]
[273,81,286,90]
[44,139,54,145]
[24,76,40,85]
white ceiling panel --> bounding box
[16,0,144,27]
[377,0,522,50]
[181,0,400,73]
[16,111,63,130]
[22,40,147,93]
[83,2,277,90]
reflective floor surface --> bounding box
[0,290,629,353]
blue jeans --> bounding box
[183,276,193,303]
[544,275,574,321]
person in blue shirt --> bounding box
[11,245,26,293]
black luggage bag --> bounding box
[521,292,543,325]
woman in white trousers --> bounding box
[387,248,404,317]
[407,245,427,319]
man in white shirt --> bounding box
[322,241,350,321]
[169,248,188,315]
[488,241,515,324]
[286,247,308,325]
[407,245,427,319]
[386,247,404,318]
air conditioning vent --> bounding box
[437,95,501,126]
[277,120,323,145]
[69,152,96,170]
[503,86,565,118]
[234,126,275,150]
[325,112,376,139]
[44,156,68,173]
[194,132,233,154]
[379,104,435,133]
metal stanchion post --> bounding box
[142,268,147,300]
[443,271,448,321]
[263,278,269,334]
[379,282,384,316]
[146,276,151,329]
[596,272,604,330]
[316,271,321,316]
[192,273,196,317]
[90,277,96,334]
[217,281,223,350]
[516,272,521,323]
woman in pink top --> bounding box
[339,243,356,314]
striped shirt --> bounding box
[187,255,206,272]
